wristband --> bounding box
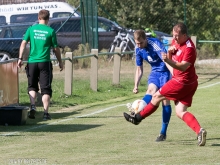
[18,57,23,60]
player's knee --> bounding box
[175,112,182,119]
[162,99,170,106]
[146,89,156,95]
[152,93,163,104]
[175,110,186,119]
[147,85,157,94]
[41,88,52,98]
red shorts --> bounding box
[159,79,198,107]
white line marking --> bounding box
[0,104,126,136]
[198,82,220,89]
[1,81,220,136]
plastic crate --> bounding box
[0,106,29,125]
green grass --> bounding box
[0,61,220,165]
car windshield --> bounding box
[11,26,30,38]
[1,25,31,38]
[111,21,122,29]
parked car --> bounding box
[42,16,123,51]
[154,30,172,40]
[44,17,172,52]
[0,16,172,61]
[0,22,32,60]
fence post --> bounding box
[113,47,121,85]
[191,36,197,48]
[90,49,98,91]
[64,52,73,95]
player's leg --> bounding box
[124,90,165,124]
[142,72,159,104]
[142,83,158,104]
[156,99,172,142]
[124,72,165,124]
[26,63,39,119]
[39,62,53,120]
[175,81,206,146]
[174,81,200,133]
[163,80,207,146]
[142,94,152,104]
[175,101,207,146]
[156,71,172,141]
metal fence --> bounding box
[80,0,98,50]
[98,0,220,59]
[0,0,67,4]
[0,0,219,60]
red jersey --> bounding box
[171,38,198,84]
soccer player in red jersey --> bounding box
[124,22,207,146]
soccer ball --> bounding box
[131,99,147,114]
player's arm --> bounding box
[155,40,174,75]
[161,53,190,71]
[18,26,31,68]
[19,40,27,59]
[164,60,174,75]
[163,46,195,71]
[53,47,63,71]
[51,30,63,71]
[17,40,27,68]
[133,65,143,94]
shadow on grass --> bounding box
[28,124,104,133]
[0,124,103,134]
[18,97,128,124]
[0,107,105,134]
[198,73,220,85]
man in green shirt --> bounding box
[18,9,63,120]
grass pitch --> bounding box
[0,60,220,165]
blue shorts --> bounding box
[148,71,171,89]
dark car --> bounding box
[45,17,172,52]
[154,30,172,40]
[43,16,123,51]
[0,23,32,60]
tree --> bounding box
[67,0,220,57]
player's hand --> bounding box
[133,87,138,94]
[17,59,23,68]
[59,62,64,71]
[168,46,177,54]
[161,52,169,62]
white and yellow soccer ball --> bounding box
[127,99,147,114]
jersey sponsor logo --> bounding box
[33,30,48,40]
[186,40,192,47]
[147,56,153,62]
[177,50,182,56]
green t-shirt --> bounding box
[23,24,58,63]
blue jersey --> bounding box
[135,37,168,72]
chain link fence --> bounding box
[0,0,219,60]
[0,0,66,4]
[98,0,220,59]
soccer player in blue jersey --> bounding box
[130,29,172,142]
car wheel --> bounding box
[0,52,11,62]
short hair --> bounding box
[134,30,146,40]
[173,22,188,35]
[38,9,50,20]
